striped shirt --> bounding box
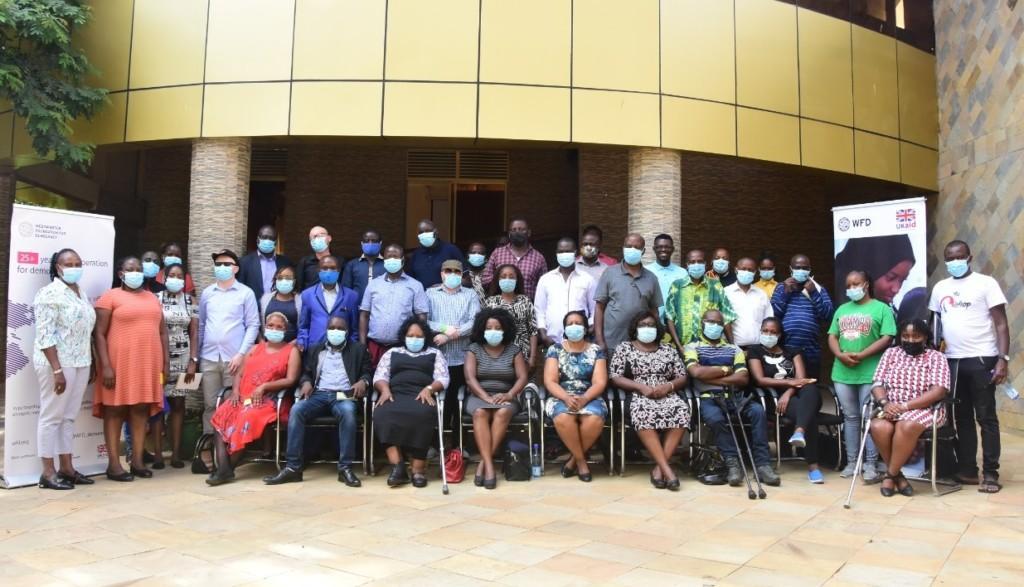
[683,339,748,394]
[426,285,481,366]
[770,280,834,366]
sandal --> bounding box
[978,474,1002,494]
[879,473,897,497]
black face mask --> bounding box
[902,341,925,356]
[509,232,528,246]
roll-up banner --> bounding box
[3,204,115,488]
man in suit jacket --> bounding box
[297,255,359,351]
[237,225,293,301]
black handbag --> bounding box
[191,433,213,474]
[503,440,532,481]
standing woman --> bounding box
[156,241,195,295]
[156,263,199,468]
[463,242,488,303]
[259,265,302,343]
[93,256,170,481]
[140,250,165,294]
[32,249,97,490]
[483,264,539,368]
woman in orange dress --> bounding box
[206,312,301,486]
[93,256,169,482]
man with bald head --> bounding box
[297,226,343,292]
[594,233,663,356]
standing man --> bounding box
[575,224,617,282]
[724,257,773,348]
[426,260,481,433]
[535,237,597,347]
[359,244,429,366]
[237,224,293,302]
[646,234,687,321]
[407,219,463,289]
[341,229,385,303]
[297,255,359,351]
[297,226,341,292]
[594,233,662,355]
[482,217,548,299]
[770,253,834,379]
[929,240,1010,493]
[665,249,735,349]
[198,249,260,435]
[712,247,737,287]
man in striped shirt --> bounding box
[770,253,834,379]
[427,259,481,433]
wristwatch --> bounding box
[719,366,730,375]
[190,357,199,364]
[1001,354,1010,362]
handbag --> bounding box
[444,448,465,483]
[503,440,532,481]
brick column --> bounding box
[628,147,681,264]
[578,147,628,252]
[187,138,250,292]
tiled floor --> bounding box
[1,433,1022,586]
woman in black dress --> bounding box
[259,265,301,343]
[373,317,450,488]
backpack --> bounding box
[444,448,465,483]
[503,440,532,481]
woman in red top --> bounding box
[206,312,301,486]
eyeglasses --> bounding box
[214,262,236,267]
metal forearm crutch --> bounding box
[731,395,767,499]
[843,400,875,509]
[436,396,450,495]
[715,395,756,500]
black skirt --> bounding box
[373,351,438,450]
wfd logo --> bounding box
[837,217,871,231]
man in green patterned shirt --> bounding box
[666,249,736,350]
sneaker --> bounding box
[840,463,858,478]
[807,469,824,484]
[862,462,882,484]
[725,456,744,487]
[756,465,781,487]
[788,431,806,448]
[426,447,439,461]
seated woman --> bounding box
[543,310,608,482]
[373,317,449,488]
[746,317,823,484]
[206,312,301,486]
[464,308,529,489]
[609,311,689,491]
[869,318,950,497]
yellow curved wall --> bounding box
[0,0,939,190]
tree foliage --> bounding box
[0,0,107,170]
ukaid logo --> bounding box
[16,251,38,265]
[895,208,917,230]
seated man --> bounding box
[264,316,371,487]
[684,310,780,487]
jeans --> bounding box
[700,396,771,466]
[835,382,877,464]
[950,357,1000,476]
[780,385,822,465]
[285,390,358,470]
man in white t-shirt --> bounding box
[724,256,774,348]
[928,240,1010,493]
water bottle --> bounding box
[531,443,542,478]
[1002,385,1020,400]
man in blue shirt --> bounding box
[770,253,834,378]
[298,256,359,351]
[341,229,385,303]
[359,243,429,366]
[645,233,687,321]
[406,219,462,289]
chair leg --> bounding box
[619,397,625,477]
[775,415,782,469]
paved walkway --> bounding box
[1,433,1021,586]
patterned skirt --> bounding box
[629,392,691,431]
[210,400,278,455]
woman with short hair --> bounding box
[156,241,195,295]
[259,265,302,343]
[156,262,199,468]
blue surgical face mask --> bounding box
[945,259,969,278]
[257,239,276,254]
[163,255,182,267]
[484,329,504,346]
[791,268,811,283]
[383,258,403,274]
[712,259,729,274]
[214,265,233,282]
[498,278,517,293]
[736,270,755,286]
[123,271,144,289]
[443,273,462,289]
[405,336,425,352]
[846,286,866,302]
[60,266,84,285]
[275,279,294,294]
[319,269,340,286]
[564,324,586,342]
[165,277,185,293]
[264,329,285,343]
[361,242,381,257]
[310,236,328,253]
[622,247,643,265]
[636,326,658,344]
[142,261,160,279]
[556,252,576,268]
[687,263,706,279]
[703,321,724,340]
[326,329,347,346]
[418,231,436,248]
[467,253,485,267]
[759,269,775,281]
[759,333,779,348]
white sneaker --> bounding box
[862,462,881,483]
[840,463,858,478]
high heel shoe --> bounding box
[39,474,73,490]
[665,477,680,492]
[879,473,896,497]
[649,472,666,489]
[130,465,153,478]
[577,470,593,483]
[484,476,497,490]
[560,461,577,478]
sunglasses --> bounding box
[214,262,236,267]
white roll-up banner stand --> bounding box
[2,204,115,488]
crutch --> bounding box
[436,396,450,495]
[732,395,767,499]
[843,400,875,509]
[715,395,756,500]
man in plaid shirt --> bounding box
[481,217,548,300]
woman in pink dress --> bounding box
[206,312,301,486]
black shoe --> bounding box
[59,470,95,485]
[205,471,235,486]
[560,461,577,478]
[578,471,593,483]
[152,460,166,470]
[106,469,134,482]
[650,472,666,489]
[880,473,897,497]
[484,476,497,490]
[896,473,914,497]
[263,467,303,485]
[170,459,186,469]
[142,450,155,464]
[338,467,362,487]
[130,465,153,478]
[411,473,428,488]
[756,465,781,487]
[387,464,410,487]
[39,474,73,490]
[725,456,743,487]
[665,477,681,492]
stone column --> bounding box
[188,137,251,292]
[628,147,681,264]
[578,147,629,251]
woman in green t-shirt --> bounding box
[827,270,897,482]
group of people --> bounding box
[32,214,1011,495]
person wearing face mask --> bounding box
[140,250,166,293]
[928,240,1010,493]
[427,260,481,436]
[155,263,199,469]
[32,249,97,490]
[342,229,386,303]
[93,256,170,482]
[156,242,195,295]
[770,253,834,379]
[206,312,302,486]
[827,270,896,482]
[481,217,548,299]
[407,219,463,290]
[462,241,488,303]
[535,237,597,348]
[724,257,774,349]
[575,224,617,282]
[265,316,371,487]
[297,255,359,353]
[711,247,737,287]
[238,225,293,301]
[684,310,780,487]
[373,317,450,488]
[259,266,303,343]
[645,234,687,322]
[484,264,539,368]
[464,308,529,489]
[360,244,430,368]
[296,226,342,292]
[609,311,690,491]
[754,253,779,299]
[869,319,950,497]
[594,234,663,356]
[665,249,735,349]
